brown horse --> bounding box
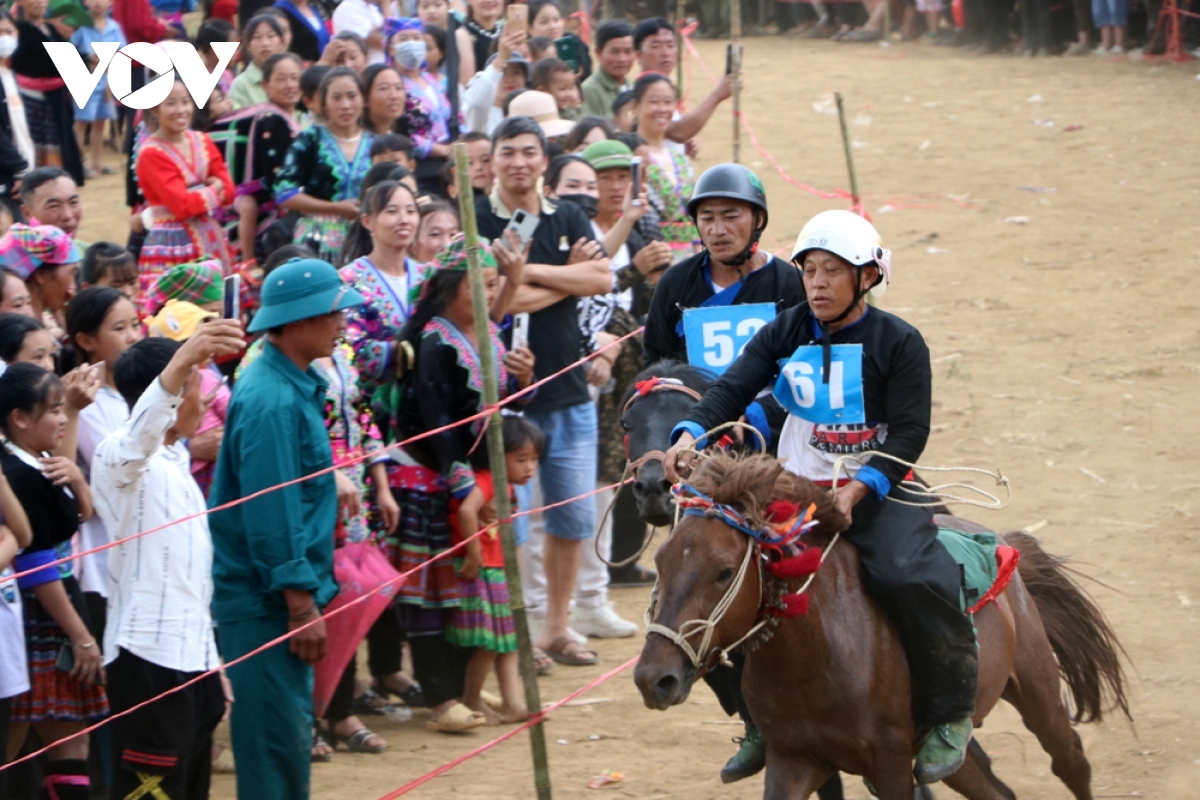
[634,454,1130,800]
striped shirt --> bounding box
[93,378,219,672]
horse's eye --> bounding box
[717,568,734,582]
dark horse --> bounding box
[634,453,1130,799]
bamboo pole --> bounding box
[834,91,860,207]
[730,44,742,164]
[732,0,742,40]
[675,0,685,94]
[453,143,552,800]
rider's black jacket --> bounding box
[680,303,931,492]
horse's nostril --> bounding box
[654,674,679,705]
[657,478,671,495]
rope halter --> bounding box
[621,377,706,479]
[644,484,833,671]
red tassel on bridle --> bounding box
[767,547,823,579]
[776,593,810,617]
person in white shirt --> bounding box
[460,37,529,135]
[332,0,394,64]
[93,319,245,800]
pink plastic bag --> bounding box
[313,541,404,717]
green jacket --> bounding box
[581,69,632,119]
[209,341,338,622]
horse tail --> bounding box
[1004,530,1132,724]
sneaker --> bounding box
[913,717,974,784]
[1093,45,1110,55]
[1065,41,1091,55]
[571,602,637,639]
[527,612,588,647]
[1109,45,1125,55]
[720,725,766,783]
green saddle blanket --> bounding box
[936,527,1019,615]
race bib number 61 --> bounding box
[683,303,776,375]
[773,344,866,425]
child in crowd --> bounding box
[299,64,332,129]
[0,312,54,370]
[70,0,126,178]
[370,133,417,169]
[63,286,142,656]
[463,131,494,197]
[230,14,285,110]
[532,58,583,122]
[446,415,542,724]
[1,363,106,800]
[0,439,32,784]
[195,18,238,99]
[78,242,138,301]
[136,78,235,312]
[412,201,459,262]
[528,35,553,63]
[0,272,34,317]
[611,89,635,133]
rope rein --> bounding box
[829,451,1011,510]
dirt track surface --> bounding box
[78,36,1200,800]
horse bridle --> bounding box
[644,486,836,672]
[622,377,705,479]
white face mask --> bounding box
[0,36,18,58]
[394,40,426,71]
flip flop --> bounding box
[425,702,486,734]
[335,727,387,754]
[543,635,598,666]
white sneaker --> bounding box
[571,603,638,639]
[1109,45,1125,55]
[527,612,588,646]
[1092,45,1110,55]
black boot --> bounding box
[720,724,766,783]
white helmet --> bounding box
[790,209,893,297]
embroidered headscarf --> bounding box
[154,258,224,310]
[408,233,498,304]
[0,224,81,280]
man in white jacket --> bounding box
[461,35,530,136]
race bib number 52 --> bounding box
[773,344,866,425]
[683,303,775,375]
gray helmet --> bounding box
[686,163,768,229]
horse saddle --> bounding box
[932,514,1021,616]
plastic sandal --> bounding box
[337,727,387,754]
[425,702,486,734]
[543,635,598,666]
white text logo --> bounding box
[44,41,238,110]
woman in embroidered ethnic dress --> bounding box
[633,73,699,263]
[275,67,373,266]
[135,79,235,316]
[207,52,303,273]
[386,18,458,195]
[389,234,533,733]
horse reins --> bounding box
[621,377,705,479]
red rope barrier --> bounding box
[0,475,634,774]
[376,657,640,799]
[8,327,646,585]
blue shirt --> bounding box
[70,18,126,94]
[208,341,338,622]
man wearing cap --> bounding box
[461,31,530,136]
[208,258,365,800]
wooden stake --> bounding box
[453,143,552,800]
[834,91,860,207]
[732,0,742,40]
[675,0,685,94]
[730,44,742,164]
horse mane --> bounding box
[687,453,848,541]
[621,360,716,409]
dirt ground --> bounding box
[76,37,1200,800]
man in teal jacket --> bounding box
[209,258,365,800]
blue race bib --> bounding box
[773,344,866,425]
[683,303,776,375]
